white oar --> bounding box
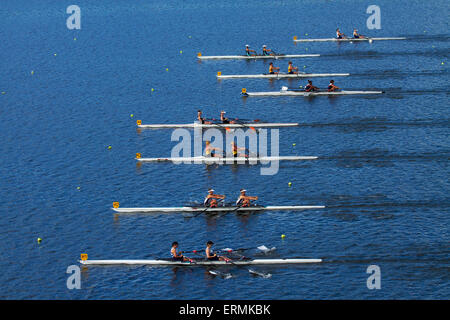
[220,245,276,254]
[208,270,233,279]
[248,269,272,278]
[220,247,274,278]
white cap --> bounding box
[245,44,249,47]
[263,45,266,47]
[221,111,226,113]
[208,188,215,192]
[240,189,247,192]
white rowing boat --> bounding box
[136,121,299,129]
[79,258,322,265]
[293,36,406,42]
[112,204,325,213]
[197,53,320,60]
[242,88,383,97]
[135,155,318,163]
[217,72,350,79]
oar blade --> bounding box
[249,269,272,278]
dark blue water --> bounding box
[0,0,449,299]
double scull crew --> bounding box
[202,188,258,208]
[171,241,193,262]
[303,80,340,92]
[268,62,280,74]
[245,45,257,56]
[206,241,231,261]
[204,188,226,207]
[336,28,347,39]
[236,189,258,207]
[262,45,274,56]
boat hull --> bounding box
[137,122,299,129]
[80,258,322,265]
[198,54,320,60]
[136,156,318,163]
[294,37,406,42]
[244,90,383,97]
[218,73,349,79]
[112,205,325,213]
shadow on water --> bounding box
[304,117,450,133]
[323,148,450,168]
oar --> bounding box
[208,269,233,279]
[229,118,261,123]
[183,245,276,256]
[231,118,258,132]
[190,198,225,218]
[248,269,272,278]
[188,250,233,278]
[221,250,272,278]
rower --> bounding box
[353,29,364,39]
[206,241,230,261]
[171,242,191,262]
[197,110,211,124]
[204,141,223,158]
[204,188,225,208]
[336,28,347,39]
[268,62,280,75]
[236,189,258,207]
[245,45,256,56]
[327,80,340,92]
[304,80,319,92]
[230,142,248,157]
[287,61,298,74]
[262,45,273,56]
[220,111,235,124]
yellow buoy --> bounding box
[77,186,81,190]
[288,182,292,187]
[54,53,57,56]
[292,143,296,146]
[130,114,134,117]
[166,68,169,71]
[108,146,112,150]
[151,88,154,92]
[31,70,34,75]
[180,50,183,54]
[37,238,42,243]
[281,234,286,239]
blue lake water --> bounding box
[0,0,448,299]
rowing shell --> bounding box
[79,258,322,265]
[112,205,325,213]
[217,73,350,79]
[136,156,318,163]
[137,122,299,129]
[198,54,320,60]
[242,90,383,97]
[294,37,407,42]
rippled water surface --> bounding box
[0,0,449,299]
